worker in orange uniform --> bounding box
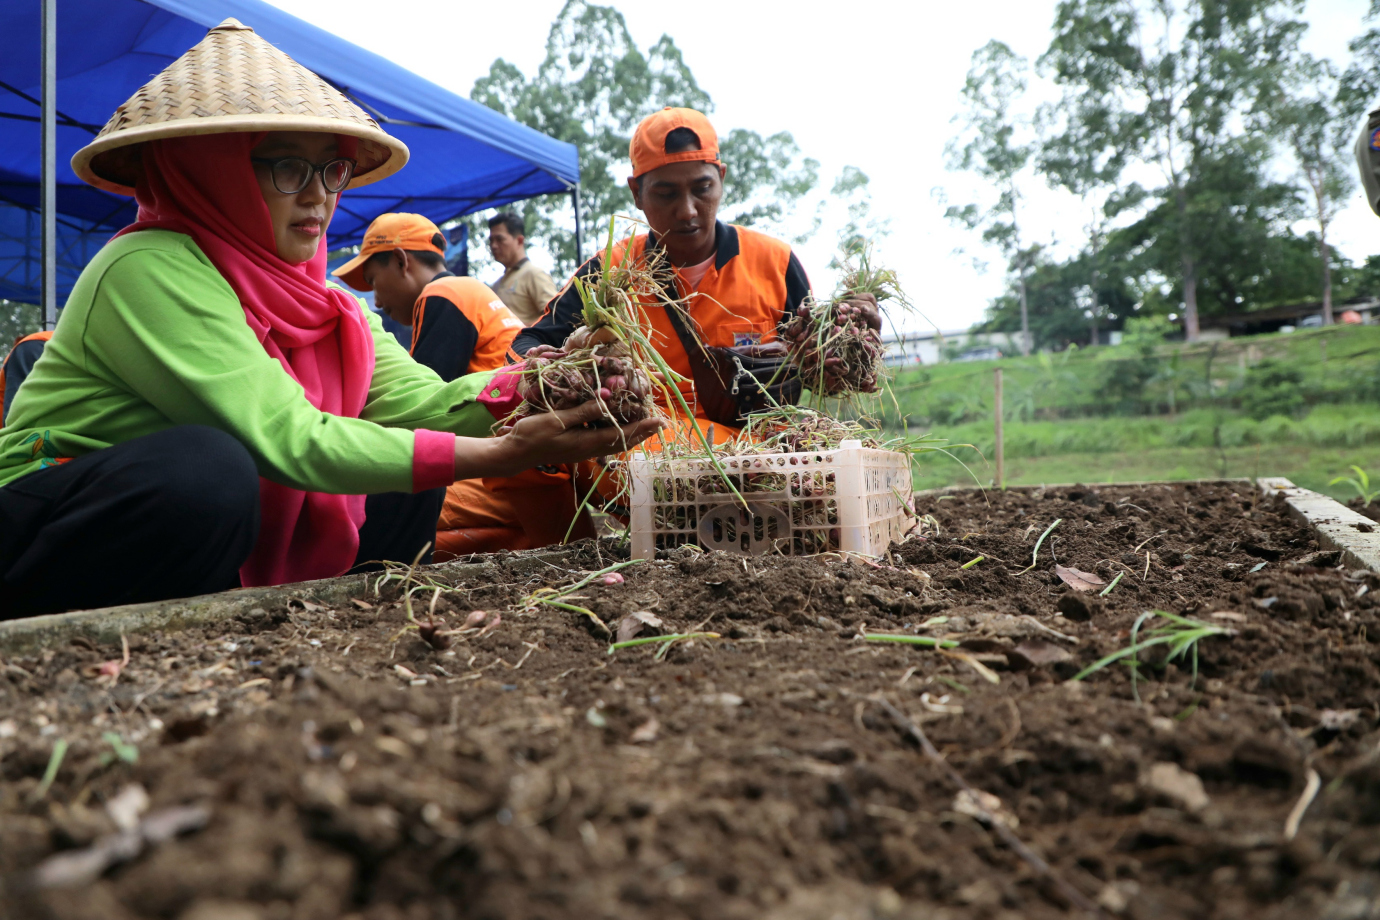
[508,107,881,514]
[1,331,54,426]
[334,213,593,557]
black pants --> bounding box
[0,425,444,619]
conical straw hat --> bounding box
[72,19,409,196]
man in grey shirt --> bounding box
[488,212,558,326]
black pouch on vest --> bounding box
[661,305,801,427]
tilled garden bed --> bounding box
[4,481,1380,920]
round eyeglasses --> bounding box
[250,156,357,195]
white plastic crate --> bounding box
[628,439,914,559]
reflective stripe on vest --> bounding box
[608,226,791,411]
[410,276,520,373]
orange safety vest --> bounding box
[0,330,54,412]
[603,227,793,414]
[410,276,521,372]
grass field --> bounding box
[886,323,1380,425]
[913,440,1380,502]
[889,324,1380,502]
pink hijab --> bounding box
[116,132,374,587]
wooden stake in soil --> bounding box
[994,368,1004,490]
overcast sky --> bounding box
[276,0,1377,333]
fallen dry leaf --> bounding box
[350,598,374,610]
[629,717,660,743]
[30,805,209,889]
[1319,709,1362,732]
[374,736,412,758]
[617,611,664,644]
[919,692,964,715]
[953,789,1018,829]
[1054,564,1107,592]
[703,692,744,707]
[1140,762,1209,813]
[1009,639,1073,668]
[105,784,150,833]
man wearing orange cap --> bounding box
[334,213,522,382]
[334,213,590,556]
[511,107,879,512]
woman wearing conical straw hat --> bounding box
[0,20,661,618]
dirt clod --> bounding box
[1057,591,1100,621]
[3,482,1378,919]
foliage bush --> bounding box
[1095,317,1170,413]
[916,402,1380,461]
[926,390,988,426]
[891,326,1380,435]
[1240,360,1306,420]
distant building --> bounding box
[880,330,1022,365]
[1198,298,1378,338]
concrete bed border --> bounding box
[0,547,585,656]
[3,479,1377,656]
[1257,477,1380,573]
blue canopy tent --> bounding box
[1,0,583,322]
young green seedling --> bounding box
[524,560,643,637]
[865,634,960,649]
[98,732,139,767]
[33,738,68,800]
[1330,465,1380,507]
[607,632,721,660]
[1099,571,1125,596]
[1071,610,1234,703]
[1019,519,1062,574]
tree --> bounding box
[975,245,1137,352]
[469,0,818,276]
[0,301,40,350]
[1034,43,1127,351]
[830,166,889,256]
[1341,1,1380,113]
[1101,147,1308,317]
[1096,315,1173,414]
[1040,0,1306,341]
[944,40,1040,357]
[1273,54,1354,324]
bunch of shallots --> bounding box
[778,298,884,397]
[513,324,654,426]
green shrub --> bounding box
[925,390,987,426]
[1240,360,1305,420]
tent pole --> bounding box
[571,184,583,265]
[41,0,57,330]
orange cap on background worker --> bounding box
[629,107,722,178]
[332,212,448,291]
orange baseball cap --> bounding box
[332,212,448,291]
[629,107,721,178]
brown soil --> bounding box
[4,482,1380,920]
[1347,496,1380,524]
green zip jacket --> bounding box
[0,230,496,493]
